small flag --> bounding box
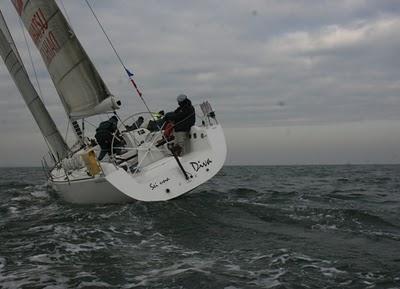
[125,68,134,77]
[125,67,142,97]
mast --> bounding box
[0,10,69,161]
[11,0,121,120]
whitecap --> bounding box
[250,278,281,289]
[270,253,290,265]
[311,224,338,231]
[30,190,49,199]
[131,258,215,287]
[8,207,18,214]
[77,281,112,288]
[320,266,347,277]
[293,254,315,262]
[28,254,52,264]
[10,196,30,202]
[62,241,106,253]
[225,264,241,271]
[248,268,286,288]
[250,254,273,263]
[27,225,53,233]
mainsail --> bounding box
[11,0,120,119]
[0,10,69,160]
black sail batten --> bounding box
[71,120,83,140]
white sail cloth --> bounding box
[0,10,69,160]
[12,0,120,119]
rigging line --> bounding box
[84,0,126,72]
[84,0,173,148]
[84,0,157,121]
[64,118,70,144]
[18,17,43,99]
[59,0,72,26]
[17,17,56,156]
[83,119,98,128]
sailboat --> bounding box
[0,0,227,204]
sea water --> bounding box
[0,165,399,288]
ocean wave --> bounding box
[130,258,214,287]
[0,181,35,190]
[1,166,400,288]
[228,188,261,197]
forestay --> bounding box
[0,10,69,160]
[11,0,120,119]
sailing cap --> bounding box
[110,115,118,122]
[177,94,187,103]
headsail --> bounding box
[11,0,120,119]
[0,10,69,160]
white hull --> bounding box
[49,124,227,204]
[1,1,227,205]
[49,175,132,204]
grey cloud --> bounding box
[0,0,399,165]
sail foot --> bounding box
[69,96,121,119]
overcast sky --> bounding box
[1,0,400,166]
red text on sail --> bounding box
[28,8,60,65]
[11,0,24,16]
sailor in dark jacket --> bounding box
[95,116,124,160]
[126,116,144,131]
[164,94,195,156]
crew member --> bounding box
[127,116,144,131]
[164,94,195,156]
[95,116,124,161]
[147,110,165,131]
